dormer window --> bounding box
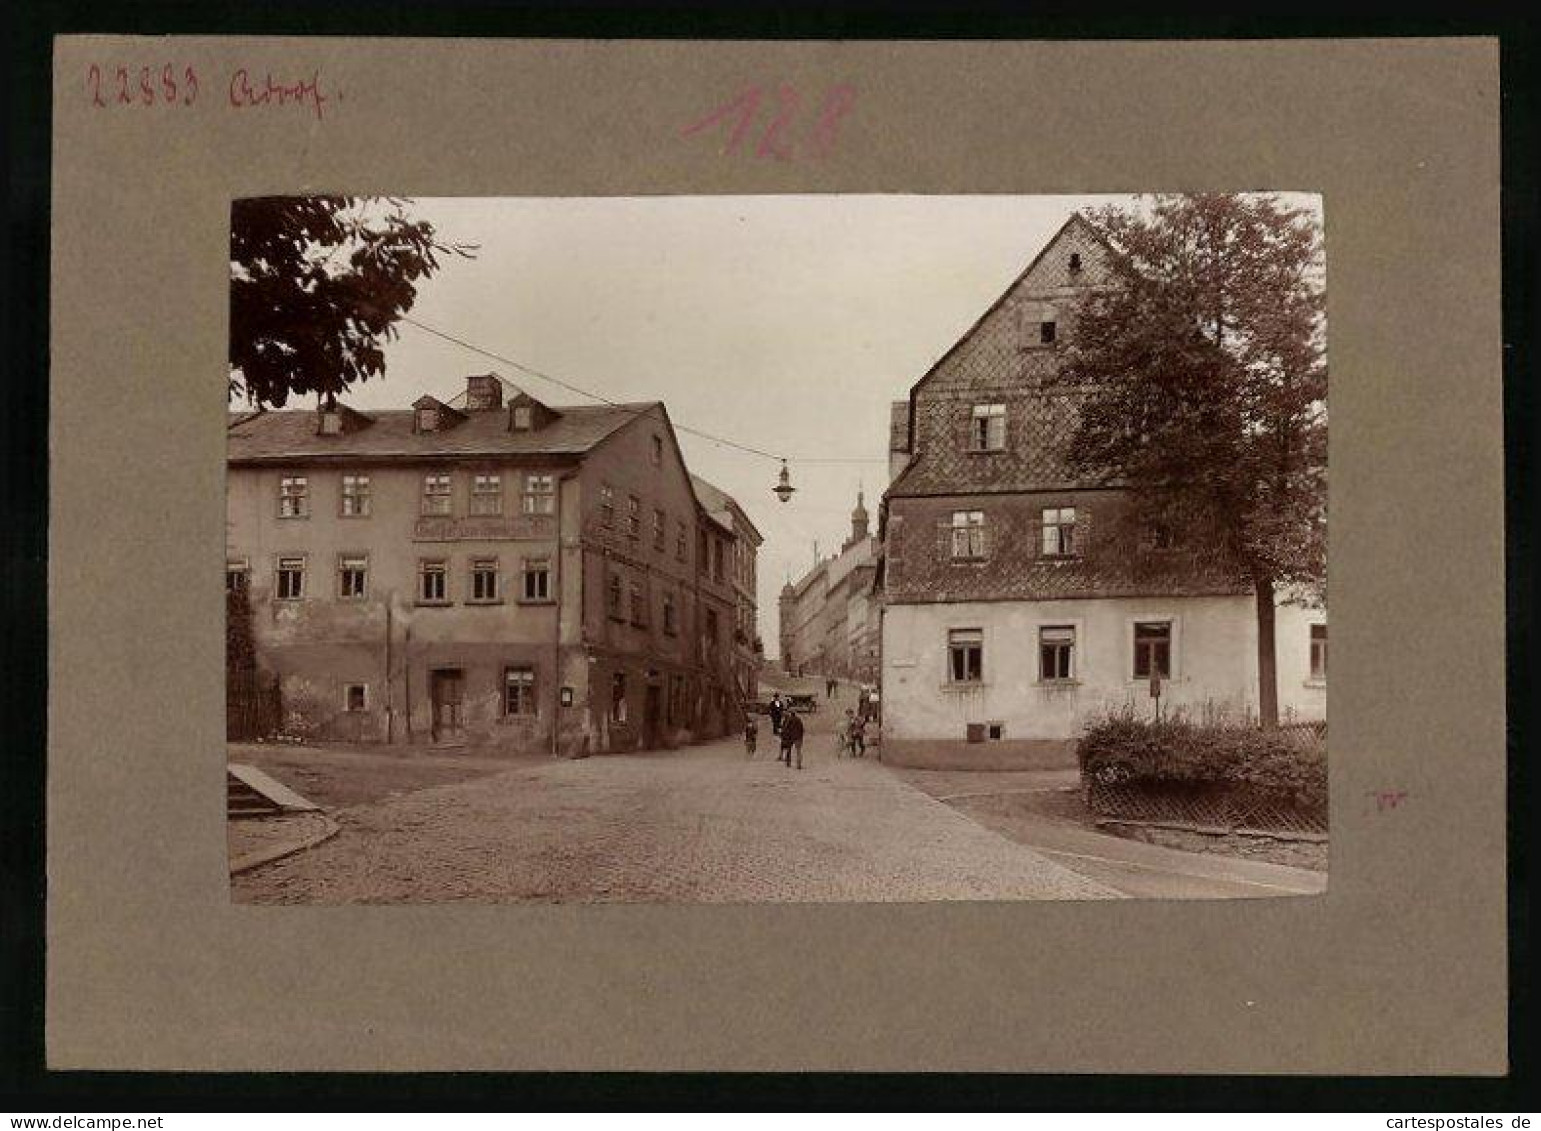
[512,405,533,430]
[416,406,439,433]
[318,410,343,435]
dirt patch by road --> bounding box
[227,742,533,811]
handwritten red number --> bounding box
[810,84,857,158]
[160,64,177,104]
[87,64,106,107]
[139,66,155,106]
[183,66,199,105]
[756,85,800,161]
[114,66,132,105]
[680,86,763,155]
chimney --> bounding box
[465,373,503,412]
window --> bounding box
[626,495,641,538]
[226,559,250,594]
[599,483,615,526]
[416,406,439,432]
[1141,520,1177,551]
[951,511,987,559]
[522,558,550,602]
[1133,621,1172,679]
[338,555,368,600]
[676,521,688,561]
[469,474,502,516]
[278,476,309,518]
[1040,321,1057,345]
[607,573,623,618]
[511,404,532,430]
[987,722,1005,741]
[1039,625,1075,682]
[705,608,720,654]
[422,473,452,516]
[504,667,536,716]
[523,474,555,515]
[1310,624,1328,682]
[970,404,1007,451]
[338,474,370,517]
[319,411,343,436]
[629,581,647,626]
[1068,252,1083,274]
[662,591,677,635]
[611,672,628,723]
[948,628,984,683]
[471,558,499,602]
[344,683,367,713]
[712,538,725,582]
[653,508,666,551]
[419,560,448,603]
[651,435,663,466]
[1041,507,1077,557]
[276,556,305,600]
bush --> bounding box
[1078,706,1327,811]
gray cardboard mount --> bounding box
[48,36,1505,1073]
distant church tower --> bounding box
[845,489,871,550]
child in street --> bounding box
[744,713,759,758]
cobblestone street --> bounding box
[231,733,1119,904]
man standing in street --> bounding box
[780,708,805,770]
[768,693,784,737]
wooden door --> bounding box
[430,669,465,744]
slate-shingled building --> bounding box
[879,215,1326,759]
[226,373,752,755]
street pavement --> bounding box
[232,732,1119,904]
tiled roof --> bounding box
[689,474,759,541]
[227,402,653,463]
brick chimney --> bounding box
[465,373,504,412]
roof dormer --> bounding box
[506,388,560,433]
[314,400,374,436]
[412,395,467,434]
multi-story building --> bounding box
[777,492,880,684]
[691,475,764,704]
[878,214,1326,759]
[226,373,754,755]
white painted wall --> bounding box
[881,594,1325,741]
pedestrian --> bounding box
[780,707,805,769]
[768,693,784,737]
[744,712,759,758]
[850,712,867,758]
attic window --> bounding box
[416,407,439,433]
[318,410,342,435]
[1040,321,1057,345]
[1068,252,1083,274]
[512,405,533,430]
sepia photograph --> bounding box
[224,192,1329,904]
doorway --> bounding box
[430,668,465,745]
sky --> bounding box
[338,194,1163,656]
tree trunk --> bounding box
[1254,573,1279,729]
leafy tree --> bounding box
[226,584,255,675]
[229,196,473,408]
[1060,194,1327,728]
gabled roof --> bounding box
[688,473,761,542]
[227,401,653,463]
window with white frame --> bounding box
[626,495,641,537]
[511,404,532,430]
[948,628,984,683]
[607,573,623,617]
[419,560,448,603]
[653,508,666,551]
[421,473,453,516]
[969,404,1007,452]
[1041,507,1077,557]
[338,555,368,599]
[675,520,688,561]
[416,406,439,432]
[504,667,536,716]
[276,556,306,600]
[278,476,309,518]
[471,558,499,602]
[226,559,250,594]
[340,474,371,517]
[469,474,502,516]
[1039,625,1075,682]
[522,558,550,602]
[343,683,367,713]
[1133,621,1172,679]
[523,473,555,515]
[1310,624,1328,682]
[662,591,677,635]
[599,483,615,526]
[951,511,987,559]
[629,581,647,625]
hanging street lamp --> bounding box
[773,459,796,504]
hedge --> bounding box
[1077,711,1327,812]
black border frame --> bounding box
[3,1,1535,1109]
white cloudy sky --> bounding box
[336,194,1236,655]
